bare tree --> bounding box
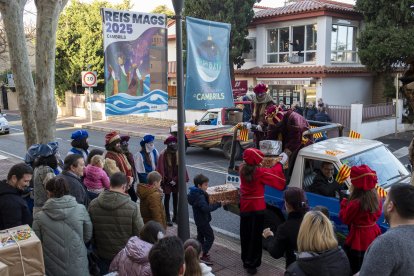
[0,0,37,147]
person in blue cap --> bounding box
[67,130,89,163]
[134,134,159,184]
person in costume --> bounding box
[251,83,274,148]
[134,134,159,184]
[339,165,382,274]
[239,148,287,275]
[120,135,138,185]
[156,135,188,226]
[265,105,312,174]
[104,131,136,202]
[67,130,89,163]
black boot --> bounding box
[164,194,173,226]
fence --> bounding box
[327,105,351,130]
[362,103,395,121]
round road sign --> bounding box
[82,71,97,87]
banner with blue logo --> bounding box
[102,8,168,115]
[185,17,234,109]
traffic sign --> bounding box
[81,71,97,87]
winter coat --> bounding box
[0,180,33,230]
[137,184,166,229]
[239,163,286,213]
[308,170,340,197]
[314,112,331,122]
[88,190,140,260]
[304,107,317,120]
[33,165,55,211]
[339,198,382,251]
[57,171,89,207]
[32,195,92,276]
[83,165,110,191]
[109,236,152,276]
[200,262,215,276]
[285,248,351,276]
[187,186,221,226]
[263,211,304,267]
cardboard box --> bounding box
[0,261,8,276]
[207,184,239,205]
[0,225,45,276]
[260,140,282,156]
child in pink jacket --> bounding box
[83,155,110,195]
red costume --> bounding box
[239,148,286,272]
[104,132,133,183]
[339,165,382,274]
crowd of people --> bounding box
[1,83,414,276]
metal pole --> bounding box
[89,86,93,124]
[395,73,399,137]
[172,0,189,241]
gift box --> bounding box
[0,225,45,276]
[0,261,8,276]
[260,140,282,156]
[261,156,288,169]
[207,184,239,205]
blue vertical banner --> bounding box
[185,17,234,109]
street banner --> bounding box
[101,8,168,115]
[185,17,234,109]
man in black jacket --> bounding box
[308,162,340,197]
[58,154,89,207]
[0,163,33,230]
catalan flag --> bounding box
[336,164,351,184]
[376,184,387,199]
[349,130,361,139]
[310,126,323,139]
[239,127,249,141]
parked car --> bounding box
[0,113,9,134]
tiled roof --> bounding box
[254,0,358,20]
[235,66,371,77]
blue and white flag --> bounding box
[185,17,234,109]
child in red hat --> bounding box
[339,164,382,274]
[239,148,287,275]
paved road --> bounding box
[0,114,241,237]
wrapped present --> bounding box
[260,140,282,156]
[261,156,288,169]
[0,261,8,276]
[0,225,45,276]
[206,184,239,205]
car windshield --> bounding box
[341,145,409,188]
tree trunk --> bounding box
[0,0,38,148]
[34,0,68,143]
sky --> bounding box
[25,0,356,19]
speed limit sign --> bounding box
[82,71,97,87]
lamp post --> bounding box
[172,0,190,241]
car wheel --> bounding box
[4,131,9,134]
[223,139,242,160]
[202,147,210,150]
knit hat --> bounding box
[265,105,284,124]
[243,148,264,166]
[253,83,268,94]
[140,134,155,147]
[164,135,177,145]
[120,135,130,143]
[71,130,88,140]
[350,165,377,191]
[105,131,121,146]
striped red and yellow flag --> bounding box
[376,184,387,199]
[336,164,351,184]
[239,127,249,141]
[349,130,361,139]
[310,126,323,139]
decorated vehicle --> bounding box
[225,124,410,235]
[170,103,253,159]
[0,113,9,134]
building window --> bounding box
[267,24,317,64]
[331,24,357,62]
[242,38,256,60]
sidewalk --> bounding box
[0,151,286,275]
[57,115,172,140]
